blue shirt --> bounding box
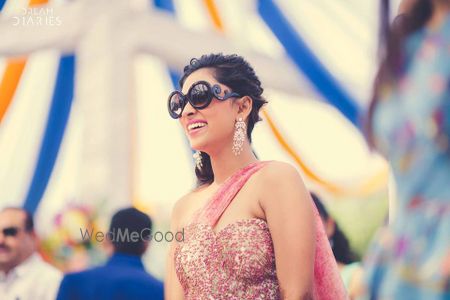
[56,253,164,300]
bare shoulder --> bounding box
[171,194,190,222]
[257,161,309,208]
[170,185,209,228]
[259,160,303,184]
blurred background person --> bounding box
[0,207,62,300]
[56,207,163,300]
[363,0,450,298]
[311,193,364,299]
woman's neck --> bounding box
[208,141,258,185]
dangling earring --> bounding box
[193,151,203,169]
[232,117,246,156]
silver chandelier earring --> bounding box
[193,151,203,169]
[232,117,246,156]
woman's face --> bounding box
[179,68,239,153]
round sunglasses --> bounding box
[168,81,240,119]
[1,226,20,237]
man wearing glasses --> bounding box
[0,207,62,300]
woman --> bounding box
[165,54,347,299]
[364,0,450,298]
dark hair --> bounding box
[1,207,34,232]
[311,193,357,264]
[179,53,267,187]
[108,207,152,256]
[366,0,433,146]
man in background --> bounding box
[0,207,62,300]
[56,207,164,300]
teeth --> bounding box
[188,122,207,131]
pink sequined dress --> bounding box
[174,161,347,299]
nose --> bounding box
[181,100,196,118]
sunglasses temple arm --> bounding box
[218,92,241,101]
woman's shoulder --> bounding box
[257,161,312,220]
[259,160,302,182]
[171,185,210,225]
[250,161,303,196]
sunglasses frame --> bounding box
[168,80,240,119]
[1,226,20,237]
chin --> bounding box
[188,138,210,152]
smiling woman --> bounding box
[168,54,267,187]
[164,53,347,300]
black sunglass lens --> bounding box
[189,83,210,107]
[169,93,184,117]
[3,227,19,237]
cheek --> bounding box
[207,100,235,121]
[206,107,235,135]
[214,119,234,135]
[8,239,20,249]
[13,236,30,249]
[0,240,17,252]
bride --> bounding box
[165,53,347,299]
